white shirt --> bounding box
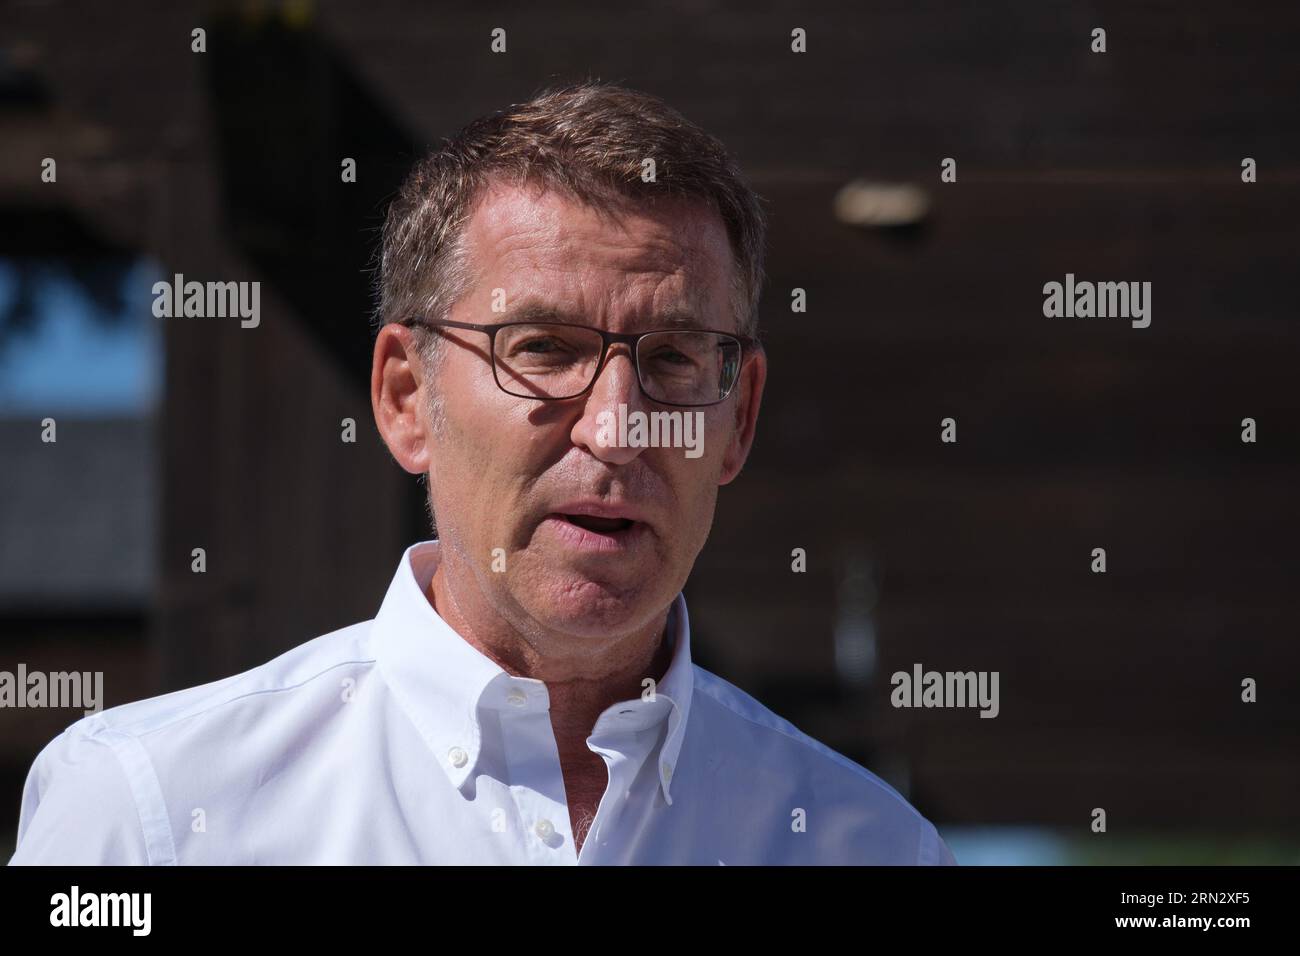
[9,540,956,865]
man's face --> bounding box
[389,180,765,642]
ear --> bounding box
[718,348,767,486]
[371,323,433,475]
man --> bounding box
[10,82,955,865]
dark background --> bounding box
[1,0,1297,863]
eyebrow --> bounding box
[500,300,708,330]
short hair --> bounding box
[373,81,768,358]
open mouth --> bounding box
[561,514,636,534]
[543,509,649,552]
[543,500,650,552]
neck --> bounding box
[426,553,675,754]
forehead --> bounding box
[459,179,735,320]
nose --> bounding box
[569,343,650,464]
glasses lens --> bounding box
[493,323,606,399]
[637,331,742,406]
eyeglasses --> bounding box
[400,316,761,408]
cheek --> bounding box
[660,432,725,539]
[698,407,737,473]
[448,408,555,543]
[433,385,519,528]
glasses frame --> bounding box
[400,316,763,408]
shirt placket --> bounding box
[498,702,579,864]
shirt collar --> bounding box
[371,540,694,805]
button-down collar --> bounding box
[371,541,693,804]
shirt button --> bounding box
[507,690,527,707]
[535,818,555,840]
[448,746,468,768]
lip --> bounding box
[541,514,650,553]
[547,500,652,526]
[541,500,654,554]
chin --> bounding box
[530,571,664,638]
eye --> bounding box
[519,336,564,353]
[507,333,580,358]
[649,346,693,365]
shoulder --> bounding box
[688,665,957,865]
[9,621,377,866]
[87,620,376,741]
[8,720,150,865]
[689,664,917,809]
